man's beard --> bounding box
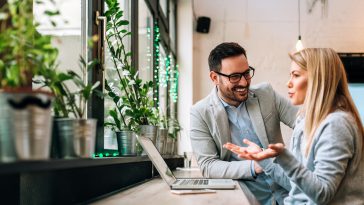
[219,85,249,105]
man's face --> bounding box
[210,54,251,107]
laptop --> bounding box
[136,135,236,190]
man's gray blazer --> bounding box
[190,83,298,182]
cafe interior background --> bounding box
[1,0,364,204]
[33,0,363,151]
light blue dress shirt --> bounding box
[219,97,284,205]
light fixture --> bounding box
[296,0,304,51]
[307,0,328,16]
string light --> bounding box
[154,21,160,105]
[169,56,179,103]
[146,27,152,71]
[160,55,170,88]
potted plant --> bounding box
[103,0,158,156]
[0,0,60,161]
[36,58,101,158]
[156,112,168,154]
[167,118,181,155]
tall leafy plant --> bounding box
[0,0,59,89]
[104,0,157,131]
[36,58,101,119]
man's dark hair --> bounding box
[208,42,247,72]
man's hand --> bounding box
[223,139,285,161]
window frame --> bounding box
[91,0,178,154]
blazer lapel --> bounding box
[210,88,231,160]
[246,93,269,148]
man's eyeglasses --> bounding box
[214,66,255,83]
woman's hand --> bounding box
[223,139,262,156]
[223,139,285,161]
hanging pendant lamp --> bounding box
[296,0,304,51]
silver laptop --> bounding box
[136,135,236,190]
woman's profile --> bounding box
[224,48,364,204]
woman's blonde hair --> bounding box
[289,48,364,155]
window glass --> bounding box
[349,84,364,121]
[34,0,82,89]
[138,0,154,82]
[169,1,176,52]
[159,0,168,18]
[158,44,168,116]
[169,55,178,119]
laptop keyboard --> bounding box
[178,179,209,185]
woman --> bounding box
[224,48,364,205]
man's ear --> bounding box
[210,71,219,85]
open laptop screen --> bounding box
[137,135,176,186]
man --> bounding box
[190,42,298,205]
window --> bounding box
[138,0,154,82]
[99,0,178,152]
[340,53,364,122]
[158,43,168,116]
[169,0,177,53]
[169,54,178,120]
[34,0,83,89]
[349,84,364,121]
[159,0,168,18]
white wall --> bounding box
[177,0,194,153]
[177,0,364,151]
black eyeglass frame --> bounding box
[214,66,255,83]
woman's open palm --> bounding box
[223,139,285,161]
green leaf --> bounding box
[51,21,57,27]
[109,109,121,130]
[44,10,60,16]
[113,96,120,104]
[122,32,132,38]
[125,52,132,57]
[58,73,73,81]
[116,20,129,27]
[87,59,100,69]
[108,91,116,98]
[115,11,124,19]
[82,85,92,100]
[91,81,100,90]
[104,122,117,127]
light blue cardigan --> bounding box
[259,111,364,205]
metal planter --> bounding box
[0,91,53,162]
[157,128,168,154]
[165,137,174,155]
[116,130,137,156]
[138,125,157,144]
[52,118,97,158]
[73,119,97,158]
